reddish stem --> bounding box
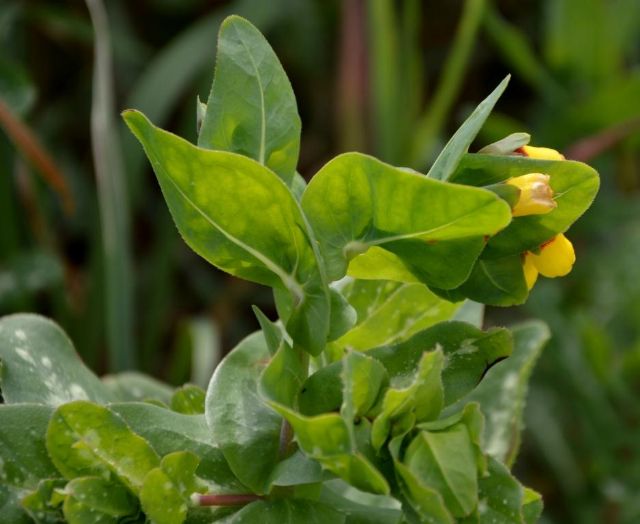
[193,493,264,507]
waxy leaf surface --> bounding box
[198,15,301,185]
[301,153,512,289]
[205,332,281,493]
[0,314,114,405]
[124,111,329,355]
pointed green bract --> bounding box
[123,110,330,355]
[198,15,301,185]
[427,76,510,181]
[301,153,512,288]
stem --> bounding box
[192,493,264,507]
[86,0,136,371]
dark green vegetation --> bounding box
[0,1,638,523]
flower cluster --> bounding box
[482,135,576,290]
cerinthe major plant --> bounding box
[0,15,599,524]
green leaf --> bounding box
[388,437,453,524]
[466,457,525,524]
[371,322,513,406]
[0,404,58,523]
[437,255,529,307]
[259,337,306,409]
[170,384,206,415]
[445,321,549,466]
[62,477,138,523]
[46,401,160,494]
[140,452,206,524]
[328,287,358,342]
[426,76,510,181]
[268,403,390,495]
[216,499,346,523]
[198,15,301,185]
[341,351,389,422]
[450,154,600,258]
[252,306,284,356]
[205,332,280,493]
[319,479,403,524]
[301,153,512,288]
[21,479,66,523]
[111,402,241,490]
[102,371,174,404]
[123,111,329,355]
[0,314,114,405]
[371,350,444,451]
[268,450,323,487]
[347,247,420,284]
[521,487,543,524]
[404,424,478,517]
[335,280,459,351]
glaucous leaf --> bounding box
[205,332,281,493]
[460,457,525,524]
[46,401,160,494]
[0,314,114,405]
[301,153,512,288]
[445,321,549,465]
[450,154,599,258]
[319,480,403,524]
[0,404,57,523]
[215,499,345,524]
[427,76,510,181]
[198,16,301,185]
[124,111,329,355]
[170,384,206,415]
[268,450,323,487]
[102,371,174,404]
[111,402,241,490]
[140,452,206,524]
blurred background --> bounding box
[1,0,639,522]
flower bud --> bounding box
[530,234,575,277]
[516,145,565,161]
[506,173,557,217]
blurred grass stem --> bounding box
[86,0,135,371]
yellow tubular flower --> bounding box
[523,254,539,290]
[517,145,565,161]
[506,173,557,217]
[530,234,576,277]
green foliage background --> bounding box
[0,0,639,522]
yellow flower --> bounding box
[506,173,557,217]
[522,253,539,290]
[516,145,565,161]
[522,234,576,290]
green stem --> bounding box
[86,0,135,371]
